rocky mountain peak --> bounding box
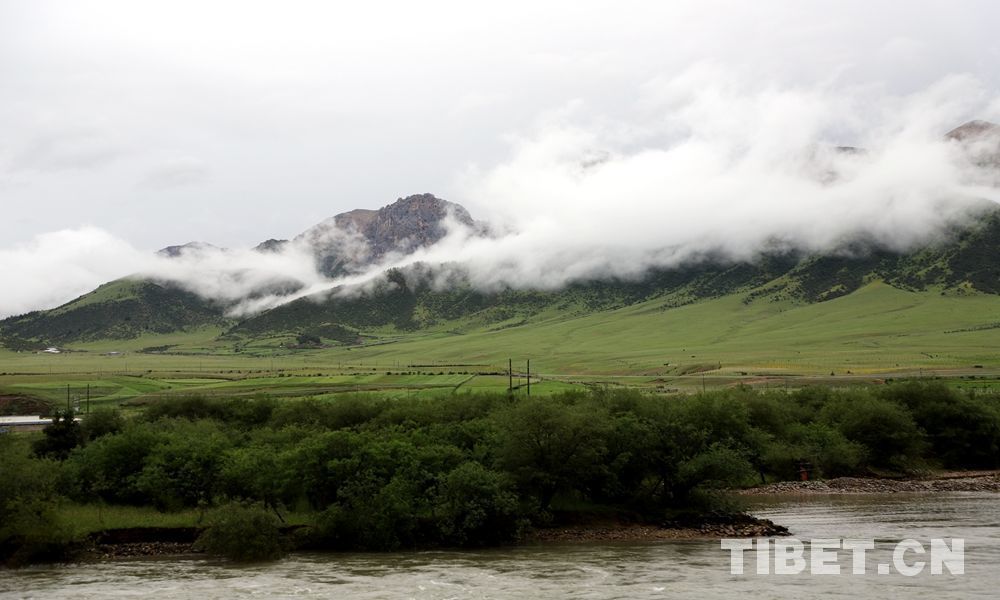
[156,241,221,258]
[252,238,289,253]
[292,193,480,277]
[946,120,1000,172]
[362,193,475,259]
[945,120,1000,141]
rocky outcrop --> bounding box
[946,120,1000,173]
[156,242,222,258]
[253,238,289,253]
[295,193,479,276]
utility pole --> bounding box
[508,358,512,392]
[66,384,71,412]
[527,359,531,396]
[86,384,90,414]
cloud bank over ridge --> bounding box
[2,70,1000,318]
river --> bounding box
[2,492,998,599]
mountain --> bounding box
[0,279,225,344]
[947,120,1000,172]
[221,206,1000,342]
[946,119,1000,142]
[252,238,288,253]
[0,194,480,345]
[293,193,479,276]
[4,205,998,348]
[156,241,222,258]
[3,125,1000,349]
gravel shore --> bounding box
[738,471,1000,495]
[525,514,789,543]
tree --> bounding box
[33,410,83,460]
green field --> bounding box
[2,282,999,406]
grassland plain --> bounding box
[2,281,999,407]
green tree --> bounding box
[821,393,926,472]
[0,437,74,565]
[82,408,124,440]
[196,502,286,561]
[494,396,610,510]
[33,410,84,460]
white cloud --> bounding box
[2,70,999,319]
[2,3,1000,317]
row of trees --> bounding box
[4,382,999,563]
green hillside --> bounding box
[271,281,996,378]
[0,279,226,345]
[1,280,995,378]
[1,209,998,386]
[219,208,1000,344]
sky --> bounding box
[2,1,1000,317]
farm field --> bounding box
[2,281,999,410]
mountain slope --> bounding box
[305,279,1000,376]
[7,205,997,349]
[0,279,226,345]
[222,206,1000,343]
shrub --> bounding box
[82,408,124,440]
[196,503,286,561]
[495,395,610,510]
[820,393,926,472]
[62,423,162,504]
[136,420,232,509]
[0,437,75,566]
[33,410,84,460]
[763,423,866,479]
[880,382,1000,468]
[434,462,522,546]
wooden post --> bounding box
[527,359,530,396]
[508,358,512,392]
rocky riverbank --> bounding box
[75,513,791,559]
[525,514,789,543]
[79,527,203,560]
[88,542,200,559]
[738,471,1000,495]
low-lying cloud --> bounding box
[2,71,999,319]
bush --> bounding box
[434,462,522,546]
[880,382,1000,468]
[33,410,84,460]
[495,396,610,510]
[62,423,162,504]
[820,393,927,472]
[136,420,232,510]
[82,408,124,440]
[196,503,286,561]
[0,437,75,566]
[763,423,866,479]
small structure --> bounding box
[0,415,56,432]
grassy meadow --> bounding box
[2,282,998,408]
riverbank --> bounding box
[77,513,791,559]
[59,470,1000,561]
[739,471,1000,495]
[81,527,203,560]
[524,513,789,543]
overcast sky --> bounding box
[2,0,998,250]
[2,1,1000,317]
